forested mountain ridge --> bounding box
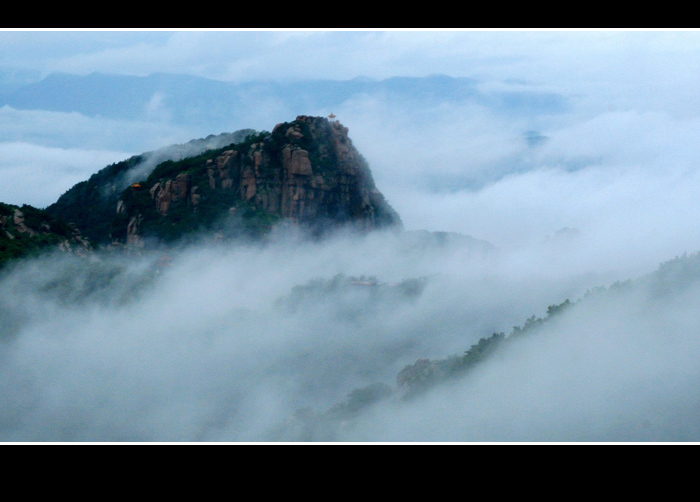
[0,202,91,269]
[47,116,402,247]
[45,129,256,244]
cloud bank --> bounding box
[2,224,700,442]
[3,30,700,441]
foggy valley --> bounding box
[2,30,700,443]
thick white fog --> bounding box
[338,261,700,442]
[3,30,700,441]
[2,225,700,442]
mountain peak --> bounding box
[48,116,401,246]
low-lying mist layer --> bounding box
[336,254,700,442]
[2,225,699,442]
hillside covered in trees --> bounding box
[46,116,401,248]
[0,202,90,270]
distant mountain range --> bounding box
[0,72,569,132]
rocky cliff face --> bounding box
[113,116,401,245]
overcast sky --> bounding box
[2,30,700,87]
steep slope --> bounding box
[45,129,256,243]
[51,116,402,246]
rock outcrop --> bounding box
[112,116,401,244]
[0,202,92,268]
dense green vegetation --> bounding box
[46,137,267,245]
[0,202,80,269]
[46,130,258,244]
[46,155,145,243]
